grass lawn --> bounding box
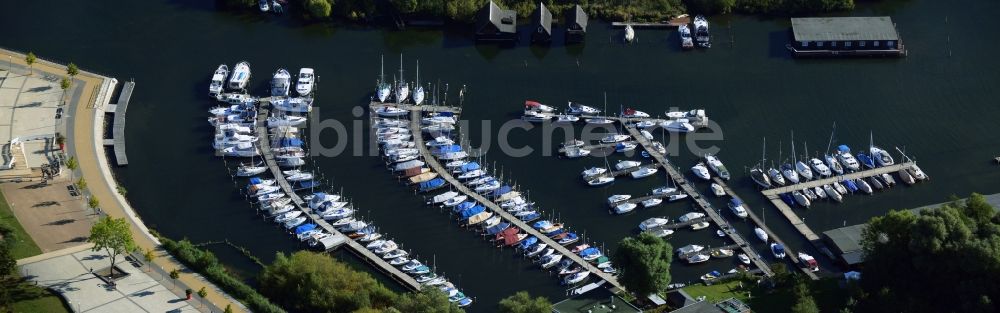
[3,277,71,313]
[683,278,849,312]
[0,189,43,259]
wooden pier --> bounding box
[713,178,820,280]
[613,191,686,206]
[621,124,775,277]
[608,163,661,178]
[761,162,915,196]
[370,101,462,114]
[255,103,422,291]
[557,141,636,154]
[103,80,133,166]
[407,109,625,291]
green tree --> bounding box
[24,52,36,75]
[60,77,71,90]
[197,286,208,308]
[117,186,127,196]
[143,248,156,273]
[393,288,462,313]
[498,291,551,313]
[612,233,673,296]
[860,193,1000,312]
[224,304,233,313]
[260,251,395,312]
[305,0,332,18]
[0,242,16,277]
[66,62,79,77]
[87,216,138,276]
[75,177,87,190]
[88,196,100,211]
[791,281,819,313]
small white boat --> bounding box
[524,100,556,113]
[581,167,607,178]
[690,221,710,230]
[209,64,228,96]
[810,158,832,177]
[738,253,751,265]
[585,118,615,125]
[660,119,695,133]
[621,108,649,118]
[705,154,731,180]
[678,24,693,49]
[567,102,601,115]
[770,243,786,259]
[613,203,636,214]
[825,154,845,175]
[754,227,768,242]
[793,190,811,208]
[686,254,709,264]
[710,183,725,197]
[607,194,631,204]
[728,199,748,218]
[563,271,591,285]
[667,194,689,202]
[259,0,269,12]
[909,164,928,180]
[295,68,315,96]
[228,61,251,90]
[271,68,291,97]
[651,229,674,237]
[624,24,635,43]
[711,248,734,258]
[824,184,843,202]
[676,244,704,255]
[522,111,554,122]
[630,167,658,179]
[641,198,662,208]
[639,217,669,231]
[870,146,895,167]
[855,178,873,194]
[652,186,677,195]
[768,168,786,186]
[833,181,849,195]
[678,212,705,222]
[615,142,638,153]
[563,147,591,159]
[795,161,814,181]
[554,115,579,123]
[267,115,308,128]
[691,162,711,180]
[586,175,614,186]
[615,160,641,171]
[375,106,408,117]
[236,163,266,177]
[601,134,631,143]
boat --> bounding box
[613,203,637,214]
[705,154,730,180]
[871,146,895,167]
[585,117,614,125]
[615,160,641,171]
[802,188,817,200]
[389,257,409,266]
[678,23,693,49]
[653,186,677,195]
[678,212,705,222]
[843,179,859,193]
[394,57,409,103]
[650,229,674,237]
[711,248,734,258]
[236,162,266,177]
[621,108,650,118]
[259,0,269,12]
[624,24,635,42]
[209,64,228,96]
[880,173,896,187]
[639,217,669,231]
[738,254,751,265]
[710,183,725,197]
[256,192,285,202]
[691,162,711,180]
[795,161,814,181]
[630,166,658,179]
[525,243,549,257]
[750,167,771,189]
[825,154,845,175]
[267,115,308,128]
[781,163,800,184]
[687,254,709,264]
[271,68,291,97]
[286,172,314,182]
[608,194,632,204]
[616,142,638,153]
[586,175,614,186]
[563,271,591,285]
[792,190,811,208]
[867,176,884,190]
[567,102,601,115]
[558,233,580,245]
[768,167,786,186]
[283,217,307,229]
[690,221,710,230]
[716,229,725,237]
[693,15,711,48]
[555,114,580,123]
[375,55,391,102]
[563,147,591,159]
[522,111,554,122]
[836,145,861,171]
[728,199,748,218]
[375,106,408,117]
[641,198,663,208]
[374,241,398,254]
[273,210,302,223]
[833,181,849,195]
[412,61,424,105]
[667,194,689,202]
[755,227,768,242]
[540,254,564,269]
[578,248,603,261]
[770,243,786,259]
[660,119,695,133]
[798,252,819,272]
[601,134,631,143]
[823,184,843,202]
[228,61,251,90]
[634,120,657,128]
[581,167,607,178]
[857,152,876,169]
[295,68,314,96]
[430,191,459,204]
[810,158,832,177]
[524,100,556,113]
[559,266,583,276]
[898,168,916,185]
[909,164,928,180]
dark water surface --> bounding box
[4,0,1000,310]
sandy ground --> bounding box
[1,175,94,252]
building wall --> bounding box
[795,39,900,50]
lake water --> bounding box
[4,0,1000,310]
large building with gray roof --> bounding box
[788,16,906,57]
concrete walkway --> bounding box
[1,48,248,313]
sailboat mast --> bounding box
[790,131,796,164]
[416,60,420,86]
[379,55,385,83]
[825,122,837,154]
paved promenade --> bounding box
[1,48,246,312]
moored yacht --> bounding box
[836,145,861,171]
[810,158,832,177]
[228,61,251,90]
[271,68,291,97]
[567,102,601,115]
[295,68,314,96]
[678,24,693,49]
[209,64,228,96]
[870,146,894,167]
[691,162,711,180]
[693,15,710,48]
[704,154,730,180]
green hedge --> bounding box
[160,238,286,313]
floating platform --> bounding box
[103,81,133,166]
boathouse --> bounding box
[531,2,553,43]
[788,16,905,57]
[475,1,517,42]
[564,5,588,43]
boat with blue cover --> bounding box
[856,152,876,169]
[558,233,579,245]
[419,178,446,192]
[485,222,511,236]
[518,236,538,250]
[518,212,541,222]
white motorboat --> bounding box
[652,186,677,195]
[691,162,711,180]
[412,61,425,105]
[286,172,314,182]
[621,108,649,118]
[768,167,786,186]
[272,97,313,113]
[825,154,844,175]
[615,142,638,153]
[781,164,800,184]
[524,100,556,113]
[814,186,827,199]
[522,111,554,122]
[267,115,307,128]
[810,158,832,177]
[624,24,635,42]
[836,145,861,171]
[754,227,768,242]
[651,229,674,237]
[770,243,786,259]
[615,160,641,171]
[687,254,710,264]
[375,106,408,117]
[236,163,266,177]
[640,130,654,140]
[540,254,564,269]
[601,134,631,143]
[431,191,459,204]
[259,0,269,12]
[209,64,228,96]
[728,199,748,218]
[630,167,657,179]
[586,175,614,186]
[678,212,705,222]
[795,161,814,181]
[792,190,811,208]
[295,68,314,96]
[639,217,669,231]
[271,68,291,97]
[641,198,662,208]
[690,221,710,230]
[554,115,580,123]
[910,164,928,180]
[738,254,751,265]
[693,15,711,48]
[833,181,849,195]
[660,119,695,133]
[824,184,843,202]
[855,178,873,194]
[563,271,590,285]
[585,118,614,125]
[711,249,734,258]
[678,24,693,49]
[607,194,631,204]
[567,102,601,115]
[283,217,307,229]
[710,183,725,197]
[581,167,607,178]
[219,143,260,157]
[676,244,704,256]
[613,203,636,214]
[274,210,303,223]
[870,146,895,167]
[228,61,251,90]
[634,120,657,128]
[667,194,689,202]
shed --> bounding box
[531,2,553,43]
[476,1,517,42]
[822,224,866,267]
[564,5,588,43]
[788,16,905,57]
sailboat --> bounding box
[869,132,894,167]
[750,137,772,188]
[376,55,391,102]
[412,60,425,105]
[395,55,409,103]
[624,24,635,43]
[792,132,813,181]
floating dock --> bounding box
[557,141,636,154]
[405,108,625,291]
[255,102,422,291]
[640,217,709,234]
[621,123,775,277]
[761,162,915,197]
[103,81,133,166]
